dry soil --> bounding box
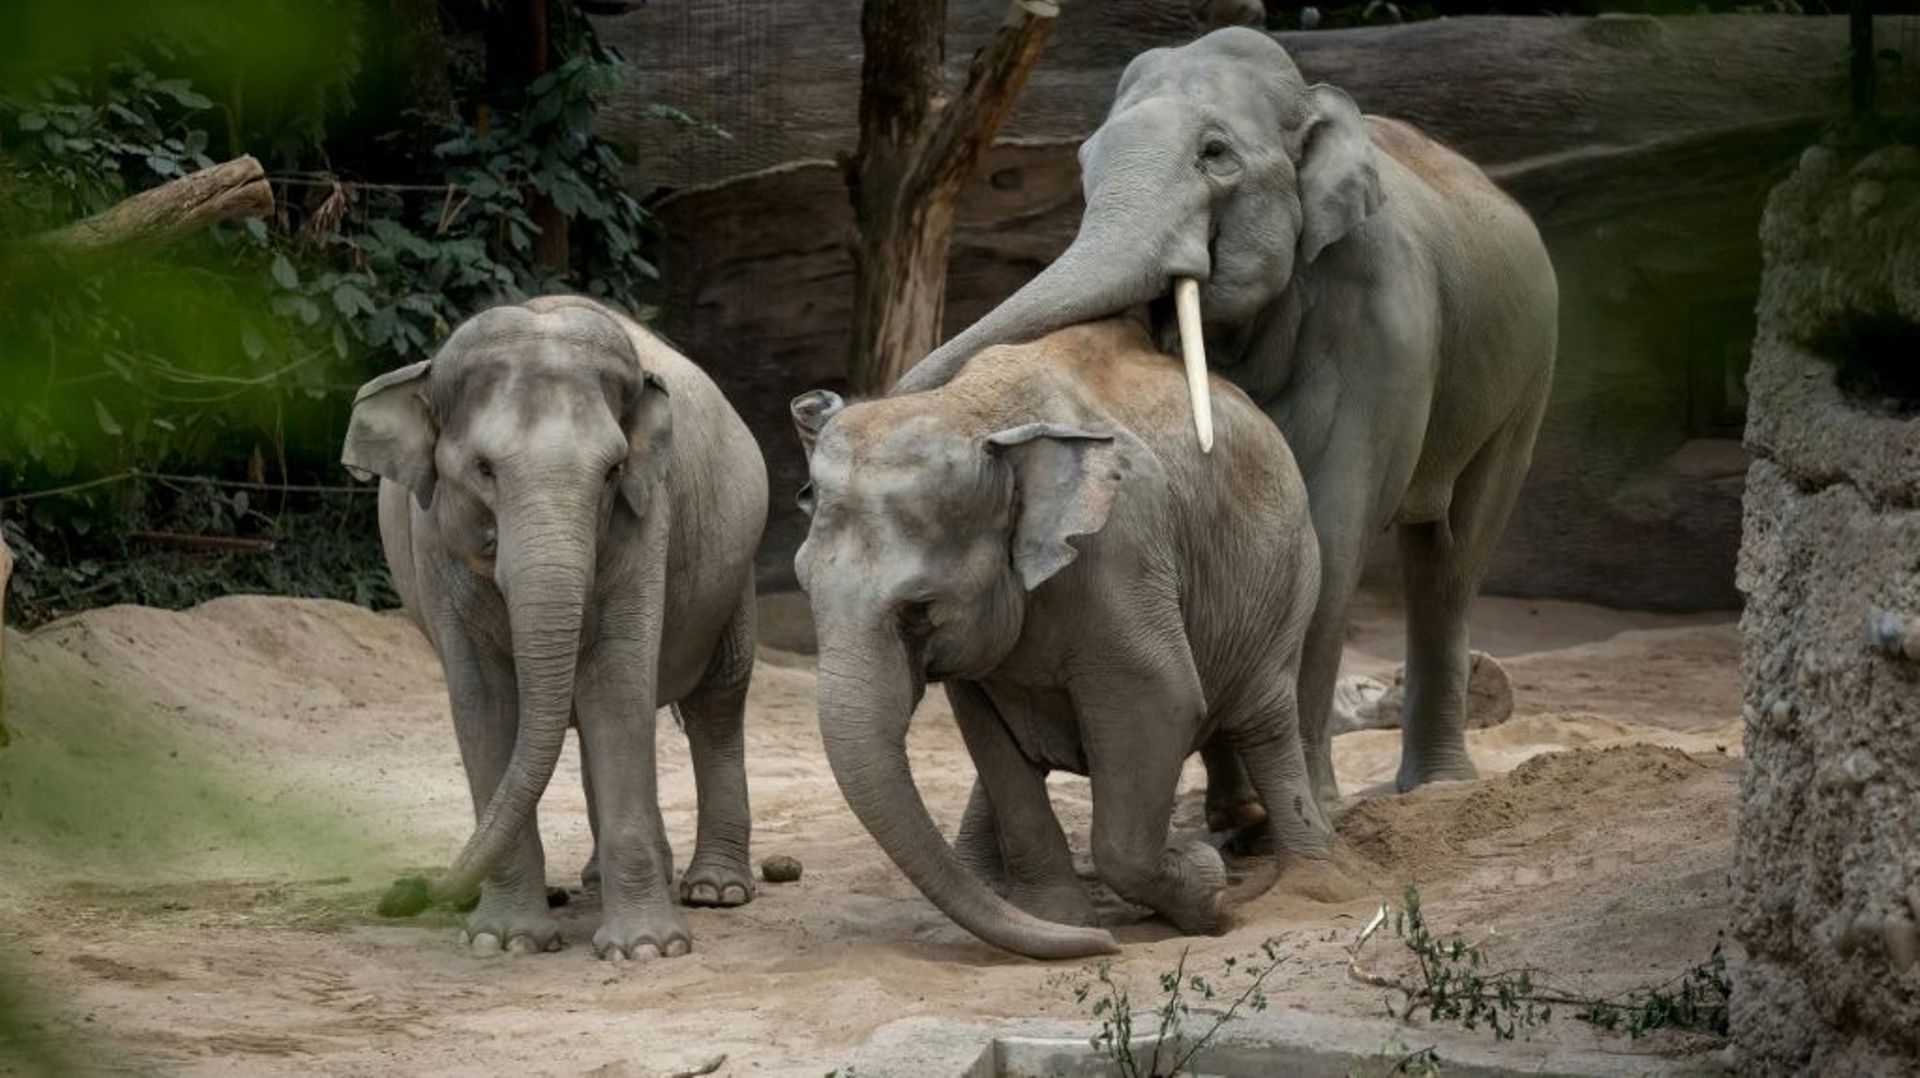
[0,588,1742,1075]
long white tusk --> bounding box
[1174,277,1214,454]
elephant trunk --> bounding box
[430,504,594,905]
[816,621,1118,960]
[893,211,1199,396]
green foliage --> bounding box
[1354,885,1732,1045]
[0,1,677,623]
[1387,884,1552,1040]
[1,487,393,628]
[1574,944,1732,1039]
[1052,941,1285,1077]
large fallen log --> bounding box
[39,155,273,252]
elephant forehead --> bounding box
[812,421,1000,527]
[1111,30,1307,128]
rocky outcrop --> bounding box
[600,9,1916,604]
[1732,143,1920,1075]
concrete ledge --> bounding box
[837,1010,1727,1077]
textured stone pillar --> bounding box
[1733,144,1920,1075]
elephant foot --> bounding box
[1005,879,1099,927]
[680,854,755,907]
[1154,840,1231,937]
[1395,753,1477,793]
[1205,795,1268,836]
[462,897,563,956]
[594,904,693,961]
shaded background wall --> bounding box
[593,4,1919,610]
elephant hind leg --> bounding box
[678,581,757,908]
[1225,682,1333,863]
[1201,730,1267,836]
[1395,392,1547,793]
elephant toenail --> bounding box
[664,938,690,958]
[469,932,503,956]
[691,884,717,903]
[632,943,662,961]
[723,885,748,904]
[506,935,539,955]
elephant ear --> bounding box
[1297,84,1383,265]
[790,389,846,514]
[342,360,437,509]
[986,422,1127,592]
[619,369,673,520]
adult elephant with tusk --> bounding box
[343,296,767,961]
[895,27,1558,805]
[792,320,1329,960]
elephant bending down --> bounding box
[897,28,1558,806]
[342,296,767,960]
[790,319,1328,959]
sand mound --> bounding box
[1337,744,1711,878]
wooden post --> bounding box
[528,0,571,273]
[843,0,1059,396]
[1850,0,1876,141]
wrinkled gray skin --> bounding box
[793,319,1329,959]
[342,297,767,960]
[896,28,1558,805]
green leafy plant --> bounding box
[1573,945,1731,1039]
[1348,885,1732,1044]
[1052,940,1285,1077]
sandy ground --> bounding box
[0,588,1742,1075]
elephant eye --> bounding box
[899,600,935,638]
[607,461,625,484]
[1201,138,1230,160]
[474,457,495,480]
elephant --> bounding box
[790,318,1330,960]
[341,296,767,960]
[895,27,1558,805]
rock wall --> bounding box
[1732,144,1920,1075]
[596,9,1915,605]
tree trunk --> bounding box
[527,0,571,274]
[844,0,1058,396]
[390,0,457,122]
[40,156,273,252]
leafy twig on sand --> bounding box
[1347,885,1730,1042]
[1051,939,1285,1077]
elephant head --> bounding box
[894,26,1383,445]
[789,388,1124,958]
[342,301,671,906]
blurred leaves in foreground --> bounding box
[1,0,677,623]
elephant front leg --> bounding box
[1075,656,1228,936]
[442,636,561,954]
[948,682,1095,927]
[575,645,689,961]
[677,583,757,908]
